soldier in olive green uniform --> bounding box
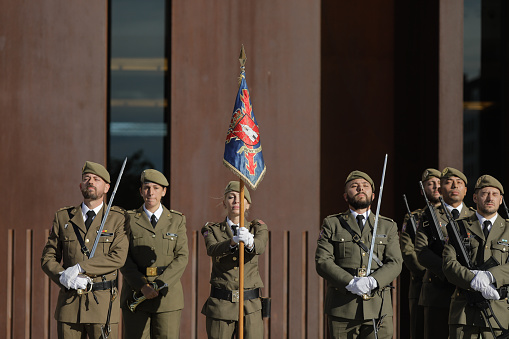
[201,181,268,339]
[41,161,130,339]
[443,175,509,338]
[415,167,475,339]
[400,168,441,339]
[120,169,188,339]
[315,171,403,339]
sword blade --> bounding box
[89,157,128,258]
[367,154,388,274]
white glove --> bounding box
[482,284,500,300]
[59,264,83,289]
[68,274,91,290]
[245,232,255,249]
[237,227,251,245]
[345,276,378,296]
[470,271,495,292]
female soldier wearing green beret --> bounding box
[201,181,268,339]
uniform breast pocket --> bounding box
[331,234,353,259]
[491,241,509,264]
[62,238,77,259]
[98,235,114,254]
[163,233,178,255]
[375,236,388,260]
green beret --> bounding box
[345,170,375,191]
[441,167,468,185]
[82,161,110,183]
[475,175,504,195]
[224,181,251,203]
[141,169,169,187]
[422,168,441,182]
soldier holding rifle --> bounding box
[41,161,130,339]
[400,168,441,339]
[315,169,402,339]
[120,169,188,338]
[415,167,475,339]
[443,175,509,338]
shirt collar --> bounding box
[349,209,371,223]
[443,202,464,215]
[143,203,163,222]
[476,211,498,229]
[81,203,103,221]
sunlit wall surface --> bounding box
[108,1,169,209]
[463,1,508,183]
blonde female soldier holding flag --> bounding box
[201,181,268,339]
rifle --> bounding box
[502,197,509,220]
[419,181,445,253]
[402,194,418,241]
[440,196,509,339]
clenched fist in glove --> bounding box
[59,264,83,289]
[481,284,500,300]
[346,276,378,296]
[470,271,495,292]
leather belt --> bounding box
[211,287,260,303]
[141,266,166,277]
[344,267,374,277]
[91,279,117,291]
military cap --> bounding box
[82,161,110,183]
[475,175,504,195]
[345,170,375,191]
[441,167,468,185]
[422,168,441,182]
[141,169,169,187]
[224,181,251,203]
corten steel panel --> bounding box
[438,0,464,170]
[0,1,107,337]
[321,1,397,338]
[171,1,321,338]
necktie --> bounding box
[151,214,157,228]
[85,210,96,230]
[452,209,460,220]
[356,215,365,231]
[231,225,238,236]
[483,220,491,239]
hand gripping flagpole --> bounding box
[238,46,247,339]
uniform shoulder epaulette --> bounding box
[468,206,476,212]
[251,219,266,225]
[379,215,395,222]
[203,221,219,228]
[170,209,184,216]
[57,206,74,212]
[127,209,137,215]
[326,212,344,219]
[110,206,126,213]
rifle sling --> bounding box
[337,216,383,267]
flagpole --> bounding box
[239,180,245,339]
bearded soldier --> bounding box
[316,170,403,339]
[41,161,129,339]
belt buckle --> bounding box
[357,267,367,277]
[146,267,157,277]
[231,290,240,303]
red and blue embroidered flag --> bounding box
[223,67,266,190]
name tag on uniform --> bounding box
[166,233,177,237]
[376,234,387,238]
[100,232,114,236]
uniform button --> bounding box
[341,238,344,241]
[64,236,68,240]
[106,239,109,242]
[85,239,89,243]
[362,252,366,256]
[429,278,432,282]
[379,241,382,244]
[151,247,155,250]
[486,246,489,249]
[233,257,237,261]
[151,259,155,263]
[234,267,238,270]
[170,237,175,241]
[234,278,238,282]
[152,235,156,238]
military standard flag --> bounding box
[223,59,266,190]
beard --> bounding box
[81,185,103,200]
[347,192,372,210]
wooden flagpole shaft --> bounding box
[239,181,245,339]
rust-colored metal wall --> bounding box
[0,1,107,338]
[171,1,321,338]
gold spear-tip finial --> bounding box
[239,45,247,69]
